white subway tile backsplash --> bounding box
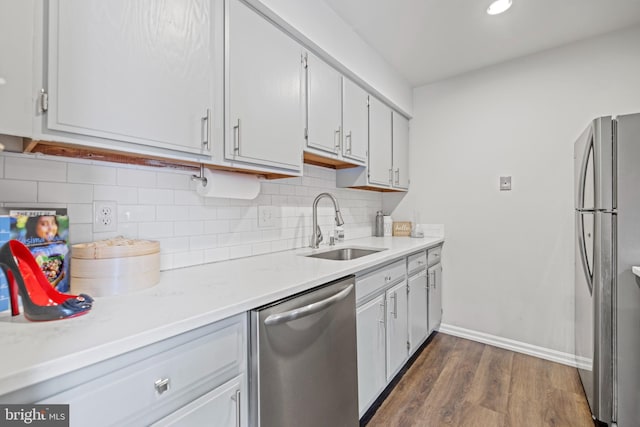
[174,220,204,237]
[39,182,93,203]
[69,223,93,244]
[5,156,67,182]
[68,163,116,185]
[117,222,139,238]
[202,247,228,263]
[204,219,230,234]
[157,171,191,190]
[138,188,173,205]
[94,185,138,204]
[117,168,156,187]
[158,236,190,254]
[138,221,174,239]
[252,241,272,256]
[189,235,217,251]
[174,189,203,206]
[67,203,93,223]
[0,180,38,203]
[188,205,217,221]
[118,205,156,223]
[0,153,383,272]
[173,250,204,268]
[229,244,252,259]
[156,205,185,221]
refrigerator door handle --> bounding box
[577,127,594,211]
[577,212,594,295]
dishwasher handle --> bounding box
[264,284,354,326]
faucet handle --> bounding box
[316,225,323,246]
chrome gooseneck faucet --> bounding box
[311,192,344,248]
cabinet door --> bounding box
[392,111,410,190]
[47,0,213,154]
[342,78,368,164]
[368,97,392,187]
[408,270,428,353]
[152,376,243,427]
[428,264,443,334]
[0,0,35,137]
[356,294,386,417]
[227,0,303,172]
[385,280,408,381]
[305,53,341,155]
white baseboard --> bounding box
[438,323,581,368]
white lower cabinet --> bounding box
[355,259,407,418]
[355,247,443,418]
[356,294,387,417]
[385,281,408,381]
[152,375,243,427]
[428,262,443,334]
[0,315,249,427]
[408,269,429,353]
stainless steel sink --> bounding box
[305,247,385,261]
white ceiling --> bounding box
[322,0,640,87]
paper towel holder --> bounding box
[191,164,208,187]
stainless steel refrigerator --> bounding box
[574,113,640,426]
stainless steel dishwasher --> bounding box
[249,276,358,427]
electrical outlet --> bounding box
[94,201,117,232]
[258,205,277,228]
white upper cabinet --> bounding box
[304,52,342,155]
[47,0,213,155]
[341,78,368,164]
[368,96,393,187]
[0,0,35,137]
[392,111,410,190]
[226,0,303,173]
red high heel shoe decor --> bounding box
[0,240,93,321]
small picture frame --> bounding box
[392,221,412,237]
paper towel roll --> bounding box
[196,168,261,200]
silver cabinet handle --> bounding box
[233,118,241,155]
[154,378,170,395]
[395,168,400,185]
[201,108,210,150]
[429,271,436,289]
[334,127,341,151]
[345,130,352,154]
[388,168,393,184]
[231,389,241,427]
[264,284,353,326]
[391,292,397,319]
[379,301,385,326]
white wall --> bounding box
[391,25,640,356]
[253,0,413,116]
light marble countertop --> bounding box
[0,235,443,396]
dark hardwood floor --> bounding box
[365,333,594,427]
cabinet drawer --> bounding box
[407,251,427,274]
[427,245,442,267]
[39,317,245,427]
[356,259,405,303]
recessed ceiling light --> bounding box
[487,0,512,15]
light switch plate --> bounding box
[500,176,512,191]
